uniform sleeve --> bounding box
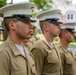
[57,46,65,74]
[60,52,65,75]
[31,48,45,75]
[60,52,65,66]
[0,52,10,75]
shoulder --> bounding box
[0,41,12,57]
[33,38,50,49]
[0,41,9,52]
[31,39,48,57]
[57,44,64,53]
[32,39,48,52]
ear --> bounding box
[62,32,66,37]
[9,21,16,30]
[44,24,49,32]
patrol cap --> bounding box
[36,9,63,24]
[0,2,37,22]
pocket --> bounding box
[66,58,72,64]
[65,53,73,65]
[31,64,36,75]
[11,70,27,75]
[47,51,59,63]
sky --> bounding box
[72,0,76,4]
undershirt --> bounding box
[15,44,26,57]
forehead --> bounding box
[61,30,74,34]
[49,22,61,26]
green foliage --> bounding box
[32,9,38,17]
[74,54,76,59]
[35,33,43,40]
[0,0,6,7]
[30,0,52,10]
[75,54,76,57]
[64,0,72,5]
[0,0,7,41]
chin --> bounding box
[70,40,74,42]
[24,36,31,39]
[55,34,59,37]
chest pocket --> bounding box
[31,65,37,75]
[47,49,59,64]
[11,70,27,75]
[66,58,73,65]
[65,53,73,64]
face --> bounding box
[47,23,61,37]
[65,31,74,42]
[30,27,35,36]
[14,20,33,40]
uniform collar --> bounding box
[6,37,24,56]
[40,36,56,49]
[58,42,70,53]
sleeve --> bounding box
[31,48,45,75]
[0,52,10,75]
[60,52,65,75]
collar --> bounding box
[40,36,56,49]
[6,37,24,56]
[58,42,70,53]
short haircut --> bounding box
[59,30,67,38]
[39,21,49,33]
[4,18,19,32]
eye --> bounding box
[22,21,31,24]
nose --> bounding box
[29,25,33,31]
[29,24,33,29]
[57,24,61,29]
[72,33,74,37]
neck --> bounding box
[44,33,54,42]
[8,34,24,46]
[60,39,69,48]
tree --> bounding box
[0,0,7,41]
[30,0,52,11]
[52,0,72,8]
[0,0,6,7]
